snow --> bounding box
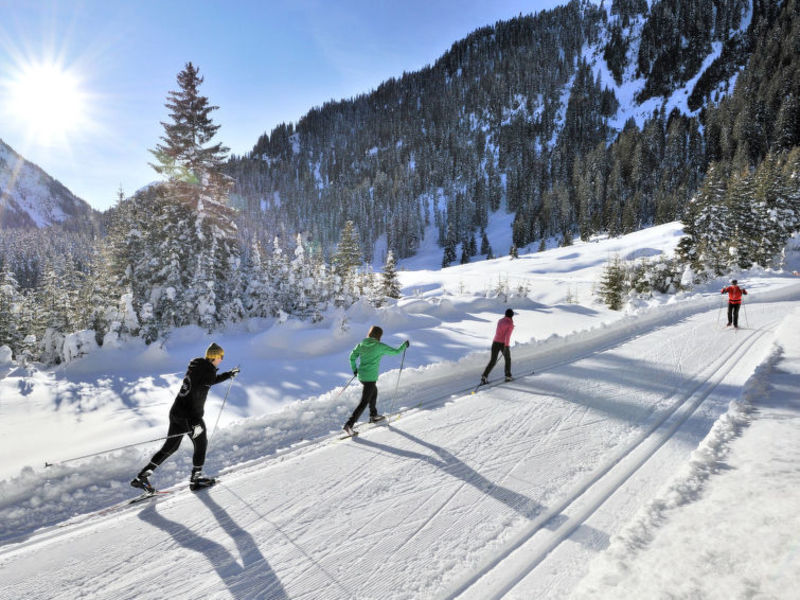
[1,221,800,599]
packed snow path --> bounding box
[0,298,795,599]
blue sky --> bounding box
[0,0,565,211]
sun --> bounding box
[4,61,90,147]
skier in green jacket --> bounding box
[343,325,409,436]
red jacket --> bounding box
[493,316,514,346]
[721,285,747,304]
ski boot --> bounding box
[189,468,216,491]
[131,470,155,493]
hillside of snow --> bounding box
[0,138,97,229]
[1,222,799,599]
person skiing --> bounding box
[131,342,239,492]
[480,308,515,384]
[721,279,748,329]
[343,326,409,437]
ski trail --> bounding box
[1,299,795,600]
[445,321,777,599]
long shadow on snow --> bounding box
[514,352,734,446]
[354,427,609,550]
[138,493,287,600]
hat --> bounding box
[731,279,738,285]
[505,309,514,318]
[205,342,224,360]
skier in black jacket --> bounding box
[131,343,239,492]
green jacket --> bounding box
[349,337,407,382]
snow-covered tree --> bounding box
[333,221,363,276]
[380,249,402,301]
[597,255,627,311]
[0,269,23,356]
[103,61,245,337]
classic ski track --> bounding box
[15,309,710,551]
[161,302,736,495]
[444,321,776,600]
[359,379,585,595]
[356,377,551,593]
[3,302,785,572]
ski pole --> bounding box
[44,430,192,468]
[387,347,407,418]
[334,373,357,402]
[742,301,749,328]
[209,365,238,442]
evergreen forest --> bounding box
[1,0,800,362]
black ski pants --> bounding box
[727,303,742,327]
[346,381,378,427]
[146,414,207,472]
[482,341,511,379]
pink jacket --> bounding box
[493,316,514,346]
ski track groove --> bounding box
[362,374,577,594]
[5,302,793,600]
[444,319,777,599]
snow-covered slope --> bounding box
[0,138,96,229]
[1,223,799,598]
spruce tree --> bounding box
[0,269,22,355]
[597,255,627,311]
[333,221,363,277]
[142,62,241,334]
[380,250,402,300]
[149,62,229,183]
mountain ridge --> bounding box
[226,0,767,263]
[0,138,99,230]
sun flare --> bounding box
[4,61,89,146]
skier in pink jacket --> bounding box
[480,309,514,384]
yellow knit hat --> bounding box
[205,342,224,360]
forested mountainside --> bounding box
[1,0,799,366]
[226,0,788,265]
[0,138,99,231]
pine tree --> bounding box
[333,221,363,277]
[149,62,229,184]
[480,229,492,258]
[597,255,627,311]
[380,250,402,300]
[0,269,23,355]
[141,62,241,334]
[441,221,457,267]
[243,240,271,318]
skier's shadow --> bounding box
[355,427,542,519]
[355,427,609,550]
[138,493,287,600]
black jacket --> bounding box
[170,357,233,423]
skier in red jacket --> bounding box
[480,309,515,384]
[721,280,747,329]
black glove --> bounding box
[353,368,358,376]
[403,340,410,348]
[228,367,240,378]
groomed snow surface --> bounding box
[1,222,799,599]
